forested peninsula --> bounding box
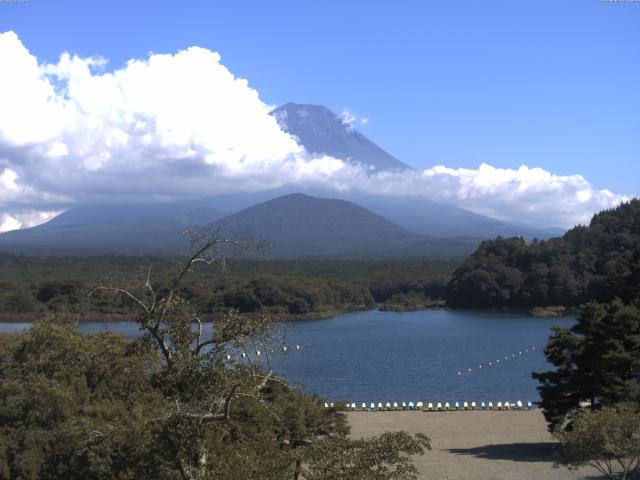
[446,199,640,309]
[0,256,453,321]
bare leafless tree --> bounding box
[90,234,288,480]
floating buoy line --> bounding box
[224,343,304,362]
[325,400,535,412]
[456,345,538,377]
[221,343,539,415]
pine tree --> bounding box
[534,300,640,430]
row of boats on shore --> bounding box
[326,400,534,412]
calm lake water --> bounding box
[0,309,573,405]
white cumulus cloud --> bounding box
[340,108,357,131]
[0,31,630,232]
[0,210,61,233]
[356,164,629,228]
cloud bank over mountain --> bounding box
[0,31,629,232]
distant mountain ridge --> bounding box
[271,103,411,171]
[0,101,564,255]
[269,103,560,239]
[209,193,422,258]
[0,193,479,259]
[208,193,482,259]
[0,200,224,254]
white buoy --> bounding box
[458,371,461,376]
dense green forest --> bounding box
[2,199,638,320]
[506,200,640,479]
[0,241,431,480]
[0,255,454,321]
[446,199,640,309]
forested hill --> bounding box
[446,199,640,308]
[0,255,454,321]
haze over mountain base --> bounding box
[0,192,560,258]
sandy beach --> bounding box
[348,410,599,480]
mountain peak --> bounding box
[278,102,332,113]
[210,193,420,258]
[271,103,411,172]
[272,192,315,201]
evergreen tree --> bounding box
[533,300,640,430]
[447,199,640,309]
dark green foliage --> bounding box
[303,431,431,480]
[0,255,454,321]
[379,292,445,312]
[447,199,640,308]
[0,240,432,479]
[0,318,305,479]
[261,381,350,480]
[533,300,640,430]
[554,403,640,480]
[213,275,375,317]
[0,315,428,480]
[0,319,168,480]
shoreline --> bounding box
[0,304,576,324]
[347,410,594,480]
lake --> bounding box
[0,309,573,405]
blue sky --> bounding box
[0,1,637,232]
[3,0,638,195]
